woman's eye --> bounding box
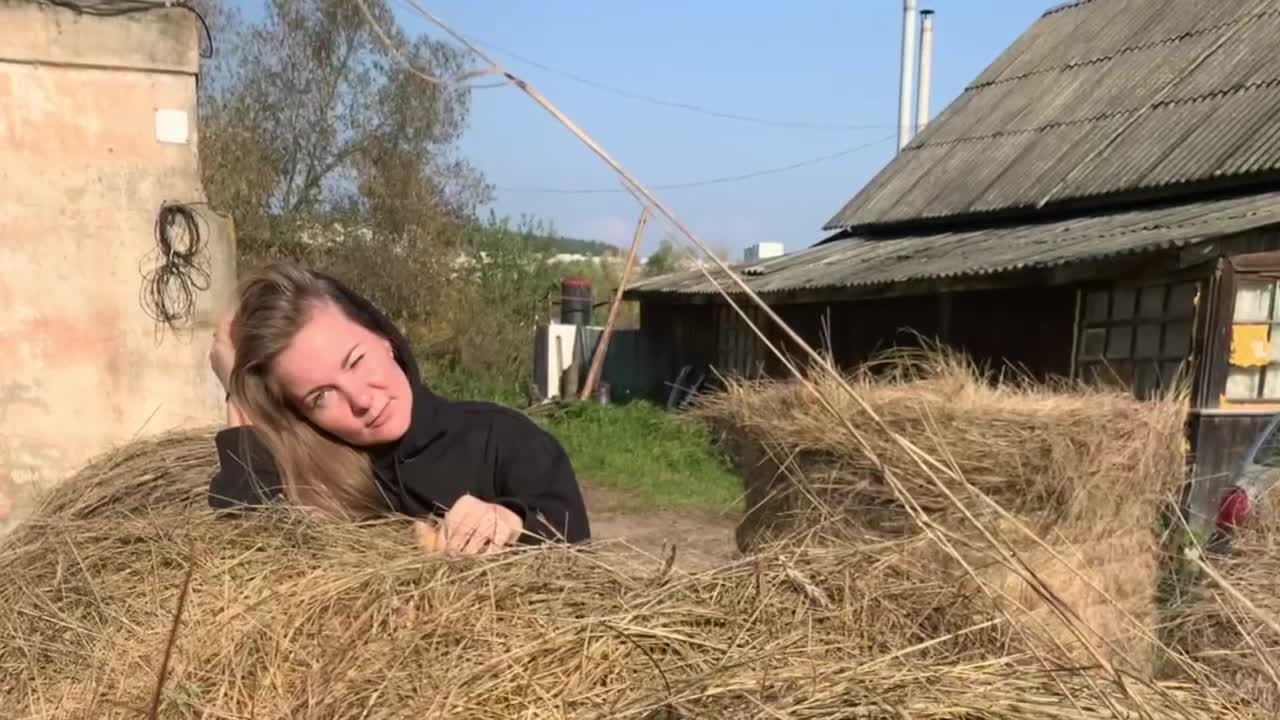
[352,354,364,368]
[311,390,329,409]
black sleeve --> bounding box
[208,427,286,511]
[491,415,591,544]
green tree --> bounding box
[197,0,488,284]
[193,0,622,404]
[644,238,681,277]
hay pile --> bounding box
[1162,489,1280,715]
[0,452,1247,717]
[0,515,1246,719]
[692,351,1188,667]
[0,364,1271,718]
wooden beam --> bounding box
[580,207,650,401]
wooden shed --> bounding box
[624,0,1280,531]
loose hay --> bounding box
[0,359,1271,718]
[22,425,219,522]
[692,349,1189,668]
[1163,488,1280,715]
[0,510,1253,719]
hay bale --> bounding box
[0,418,1268,717]
[22,426,218,522]
[963,526,1162,668]
[695,351,1185,547]
[0,510,1246,719]
[692,349,1187,668]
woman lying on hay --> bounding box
[206,260,590,553]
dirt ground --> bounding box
[581,485,740,571]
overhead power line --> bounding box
[440,24,893,131]
[496,134,896,194]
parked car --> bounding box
[1202,414,1280,554]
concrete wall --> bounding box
[0,1,236,530]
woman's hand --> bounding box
[414,518,446,553]
[210,307,237,392]
[416,495,523,555]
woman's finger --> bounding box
[486,520,516,554]
[446,523,476,553]
[445,509,482,553]
[461,517,493,555]
[414,519,443,553]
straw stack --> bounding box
[0,359,1272,718]
[0,507,1248,719]
[692,349,1188,667]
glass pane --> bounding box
[1164,322,1193,359]
[1085,291,1109,324]
[1168,283,1198,316]
[1226,367,1261,399]
[1135,325,1161,359]
[1266,364,1280,400]
[1080,328,1105,359]
[1136,363,1160,400]
[1112,288,1136,320]
[1111,361,1135,387]
[1107,327,1133,359]
[1139,286,1166,319]
[1234,282,1274,322]
[1082,363,1106,386]
[1232,323,1271,367]
[1161,362,1184,392]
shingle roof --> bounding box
[825,0,1280,232]
[627,190,1280,297]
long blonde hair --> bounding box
[227,262,391,519]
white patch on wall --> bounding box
[154,109,189,144]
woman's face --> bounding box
[270,300,414,447]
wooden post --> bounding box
[580,206,650,401]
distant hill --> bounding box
[466,222,621,257]
[518,233,621,257]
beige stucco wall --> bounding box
[0,1,236,530]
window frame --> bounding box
[1222,276,1280,403]
[1074,281,1200,399]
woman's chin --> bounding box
[364,412,410,446]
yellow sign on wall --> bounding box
[1230,323,1271,367]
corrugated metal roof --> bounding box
[628,191,1280,297]
[826,0,1280,231]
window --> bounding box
[1224,278,1280,401]
[1076,282,1198,399]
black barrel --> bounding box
[560,278,593,326]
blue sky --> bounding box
[234,1,1058,256]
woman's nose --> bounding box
[344,384,374,414]
[355,392,374,414]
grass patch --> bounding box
[541,401,742,514]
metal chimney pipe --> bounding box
[916,9,935,134]
[897,0,918,152]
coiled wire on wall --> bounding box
[140,203,212,336]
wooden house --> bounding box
[624,0,1280,528]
